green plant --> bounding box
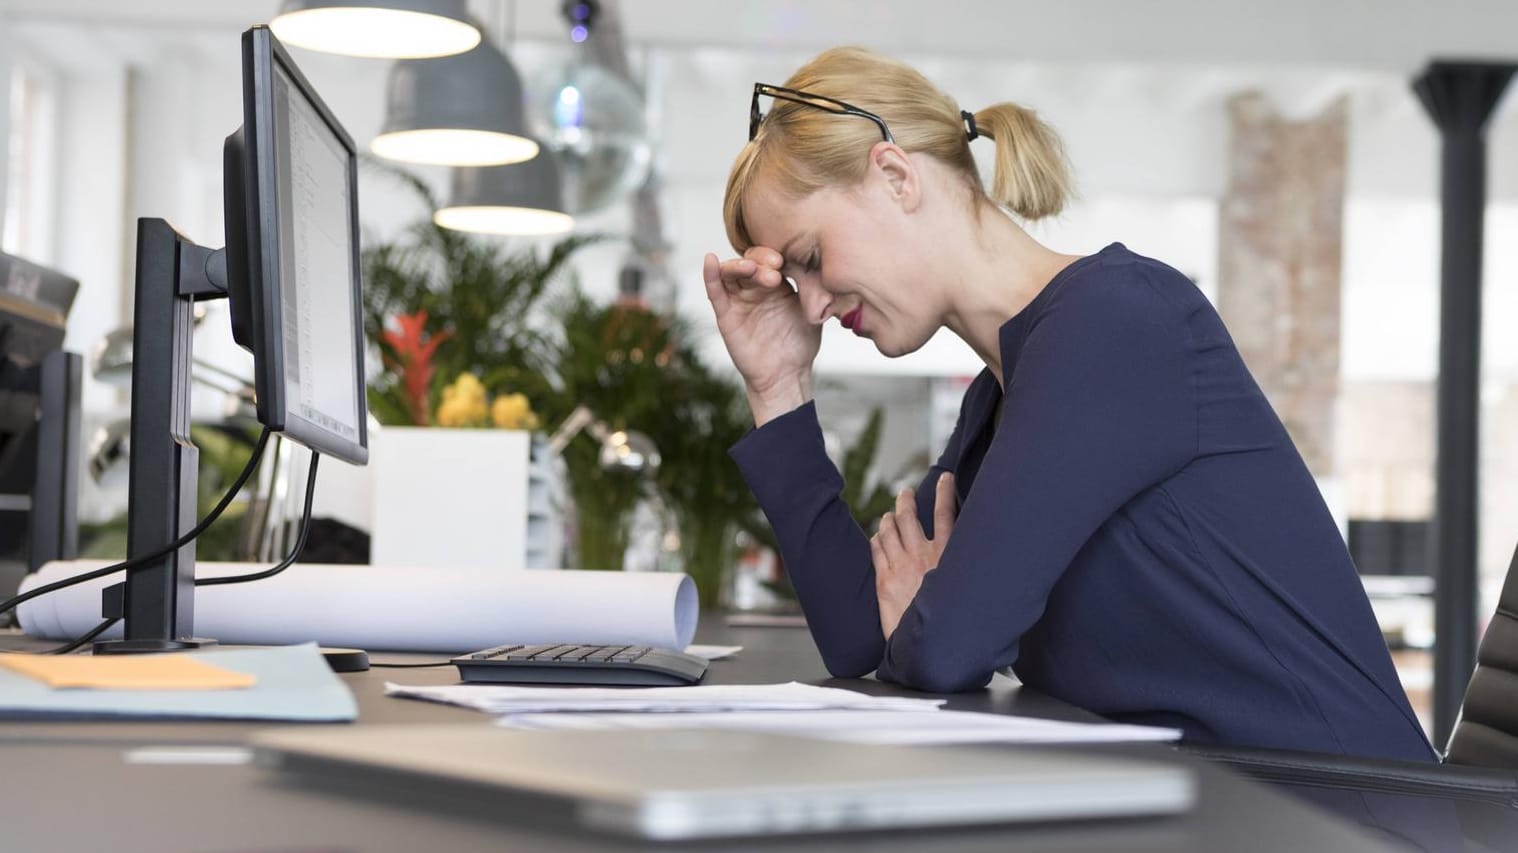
[741,405,917,603]
[647,360,759,610]
[514,290,689,571]
[79,424,261,561]
[360,162,595,426]
[840,407,907,526]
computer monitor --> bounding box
[0,252,80,592]
[225,25,368,465]
[0,252,77,485]
[96,25,367,652]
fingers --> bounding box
[894,488,928,554]
[701,253,730,312]
[933,472,957,540]
[702,245,785,293]
[721,258,784,290]
[744,245,784,269]
[877,510,906,566]
[869,533,889,573]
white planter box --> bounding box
[369,427,560,570]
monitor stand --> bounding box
[94,218,228,654]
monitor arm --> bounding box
[94,219,230,654]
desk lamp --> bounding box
[547,405,660,473]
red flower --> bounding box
[381,310,451,426]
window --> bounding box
[2,61,57,261]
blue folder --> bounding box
[0,642,357,721]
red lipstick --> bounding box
[841,306,863,333]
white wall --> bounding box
[0,32,12,246]
[55,63,128,521]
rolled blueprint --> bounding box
[18,561,698,653]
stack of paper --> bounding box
[383,680,1182,745]
[384,681,945,714]
[497,709,1183,746]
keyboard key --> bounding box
[531,644,580,661]
[610,647,649,663]
[504,644,559,660]
[470,644,523,660]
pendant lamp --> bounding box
[271,0,480,59]
[371,40,539,167]
[434,153,574,236]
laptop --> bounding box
[252,725,1194,840]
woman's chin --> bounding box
[874,334,928,359]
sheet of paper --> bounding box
[496,709,1183,745]
[385,680,945,714]
[683,644,742,660]
[0,643,356,721]
[0,654,256,690]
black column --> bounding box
[1412,60,1515,748]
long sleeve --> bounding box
[729,399,972,678]
[876,271,1197,692]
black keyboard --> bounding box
[450,643,709,686]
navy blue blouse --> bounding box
[730,243,1434,759]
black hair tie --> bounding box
[961,109,979,142]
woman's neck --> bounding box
[939,206,1081,387]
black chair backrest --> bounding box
[1446,540,1518,767]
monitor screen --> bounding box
[272,62,362,450]
[226,26,367,465]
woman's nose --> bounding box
[796,277,832,326]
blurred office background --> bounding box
[4,0,1518,734]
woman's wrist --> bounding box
[746,373,813,427]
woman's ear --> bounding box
[868,141,921,213]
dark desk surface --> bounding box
[0,621,1402,853]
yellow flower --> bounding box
[454,372,486,398]
[437,374,490,427]
[491,393,540,431]
[434,376,541,430]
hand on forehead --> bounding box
[744,246,783,268]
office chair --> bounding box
[1180,539,1518,825]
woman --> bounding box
[702,46,1433,761]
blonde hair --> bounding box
[724,47,1073,253]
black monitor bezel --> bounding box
[235,25,368,465]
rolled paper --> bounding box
[18,561,698,653]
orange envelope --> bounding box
[0,654,257,690]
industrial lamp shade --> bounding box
[434,154,575,236]
[271,0,480,59]
[371,40,540,167]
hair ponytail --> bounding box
[970,102,1073,221]
[723,47,1076,251]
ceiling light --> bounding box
[434,155,574,236]
[271,0,480,59]
[372,41,538,167]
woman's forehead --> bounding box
[742,185,826,251]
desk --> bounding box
[0,623,1401,852]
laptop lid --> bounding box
[252,725,1194,840]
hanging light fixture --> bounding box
[434,152,575,236]
[371,39,540,167]
[524,0,652,215]
[270,0,481,59]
